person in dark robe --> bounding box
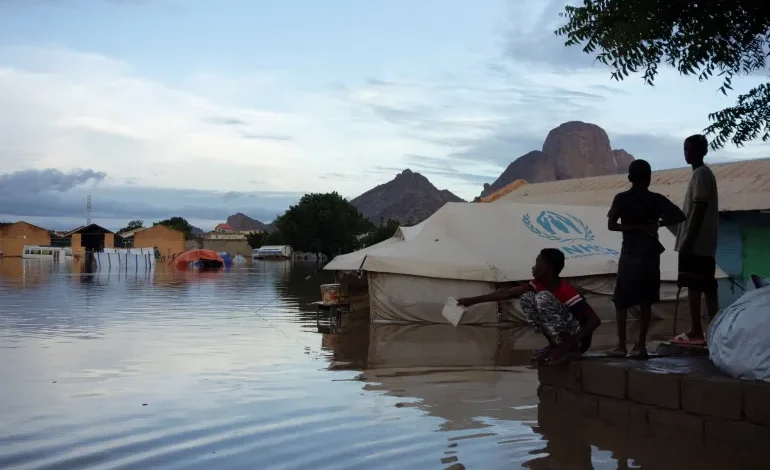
[607,159,686,358]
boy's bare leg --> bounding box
[608,308,627,356]
[630,305,651,358]
[688,289,704,339]
[704,290,719,319]
[637,305,651,348]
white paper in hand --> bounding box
[442,297,466,327]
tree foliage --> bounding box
[117,220,144,234]
[273,192,373,257]
[556,1,770,149]
[155,216,194,239]
[246,230,285,249]
[360,218,400,248]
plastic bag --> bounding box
[442,298,466,327]
[708,285,770,382]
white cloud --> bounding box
[1,2,768,215]
[0,46,309,192]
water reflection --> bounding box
[0,258,57,287]
[0,259,758,470]
[535,399,770,470]
[321,320,690,371]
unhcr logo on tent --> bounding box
[522,211,619,259]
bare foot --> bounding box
[629,344,649,359]
[670,332,706,346]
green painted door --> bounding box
[742,227,770,279]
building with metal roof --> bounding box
[62,223,115,257]
[0,221,51,257]
[120,224,185,260]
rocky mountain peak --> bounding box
[226,212,271,231]
[352,170,464,225]
[479,121,635,198]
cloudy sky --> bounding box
[0,0,766,231]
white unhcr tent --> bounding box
[325,202,726,324]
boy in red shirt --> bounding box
[457,248,601,364]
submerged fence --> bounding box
[94,248,156,271]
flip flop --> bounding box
[670,332,706,346]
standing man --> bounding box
[672,134,720,345]
[607,160,686,358]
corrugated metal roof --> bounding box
[0,221,50,233]
[62,223,115,237]
[117,226,147,238]
[497,158,770,212]
[478,179,528,202]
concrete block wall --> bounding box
[201,239,252,257]
[538,358,770,451]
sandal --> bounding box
[606,347,627,358]
[670,332,706,346]
[628,344,649,359]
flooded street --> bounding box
[0,259,763,469]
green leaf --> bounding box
[554,0,770,151]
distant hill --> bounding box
[227,212,273,232]
[190,225,204,236]
[479,121,635,198]
[351,169,464,225]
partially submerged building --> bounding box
[496,158,770,306]
[0,221,51,257]
[119,224,185,259]
[63,224,115,257]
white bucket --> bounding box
[320,283,343,305]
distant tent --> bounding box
[173,249,224,269]
[325,202,727,324]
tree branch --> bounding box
[556,0,770,149]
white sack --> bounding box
[708,285,770,382]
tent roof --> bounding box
[325,202,726,282]
[173,249,224,268]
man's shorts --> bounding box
[678,253,718,293]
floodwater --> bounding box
[0,258,762,469]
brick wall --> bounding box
[538,357,770,451]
